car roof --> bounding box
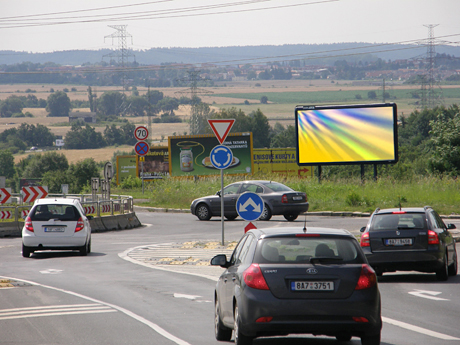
[248,226,354,239]
[374,207,429,214]
[231,180,282,184]
[34,197,81,206]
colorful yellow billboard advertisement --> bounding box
[168,133,253,177]
[253,148,314,178]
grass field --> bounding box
[3,80,459,163]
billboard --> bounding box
[116,155,137,185]
[253,148,314,177]
[295,103,398,166]
[168,133,253,177]
[138,147,169,180]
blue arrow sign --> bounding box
[237,192,264,221]
[210,145,233,170]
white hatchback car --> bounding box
[22,198,92,258]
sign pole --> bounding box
[142,161,144,194]
[221,168,224,246]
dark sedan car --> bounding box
[360,207,458,280]
[190,180,309,221]
[211,227,382,345]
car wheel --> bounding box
[80,241,89,256]
[336,334,352,342]
[448,248,458,276]
[361,332,381,345]
[436,252,449,281]
[195,203,211,221]
[283,213,298,222]
[214,299,232,341]
[259,204,272,221]
[225,215,237,221]
[22,243,31,258]
[234,304,253,345]
[87,237,91,254]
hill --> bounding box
[2,43,460,66]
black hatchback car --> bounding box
[360,207,458,280]
[211,227,382,345]
[190,180,308,222]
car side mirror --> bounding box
[360,226,366,233]
[216,191,221,197]
[211,254,228,268]
[87,215,93,220]
[447,223,456,230]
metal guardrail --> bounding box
[0,194,134,222]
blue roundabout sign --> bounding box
[210,145,233,170]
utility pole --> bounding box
[103,25,135,93]
[175,69,213,135]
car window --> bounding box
[262,182,293,192]
[240,184,263,194]
[30,204,80,221]
[370,213,426,231]
[254,237,362,264]
[230,235,248,266]
[429,211,445,230]
[223,183,241,195]
[238,235,255,264]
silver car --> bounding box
[22,198,92,257]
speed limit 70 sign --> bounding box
[134,126,149,141]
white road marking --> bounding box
[0,275,191,345]
[408,289,449,301]
[383,317,460,340]
[39,269,63,274]
[173,293,201,300]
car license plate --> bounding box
[291,281,334,291]
[44,227,65,232]
[292,196,303,201]
[385,238,412,246]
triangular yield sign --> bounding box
[208,119,235,144]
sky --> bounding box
[0,0,459,53]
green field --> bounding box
[118,174,460,216]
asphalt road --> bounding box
[0,212,459,345]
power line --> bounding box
[0,0,338,29]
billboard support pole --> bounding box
[317,165,322,184]
[220,169,225,246]
[374,164,378,181]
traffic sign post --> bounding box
[134,126,149,141]
[208,119,235,144]
[237,192,264,221]
[208,119,236,245]
[210,145,233,170]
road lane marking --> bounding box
[0,275,192,345]
[408,289,449,301]
[383,317,460,340]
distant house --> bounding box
[69,111,97,124]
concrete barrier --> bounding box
[0,212,141,237]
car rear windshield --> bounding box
[262,182,293,192]
[370,213,426,231]
[30,204,81,222]
[254,237,363,264]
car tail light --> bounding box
[360,232,370,247]
[256,316,273,323]
[355,264,377,290]
[392,211,406,214]
[75,217,84,232]
[25,217,34,232]
[352,317,369,323]
[281,194,288,204]
[243,264,269,290]
[428,230,439,245]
